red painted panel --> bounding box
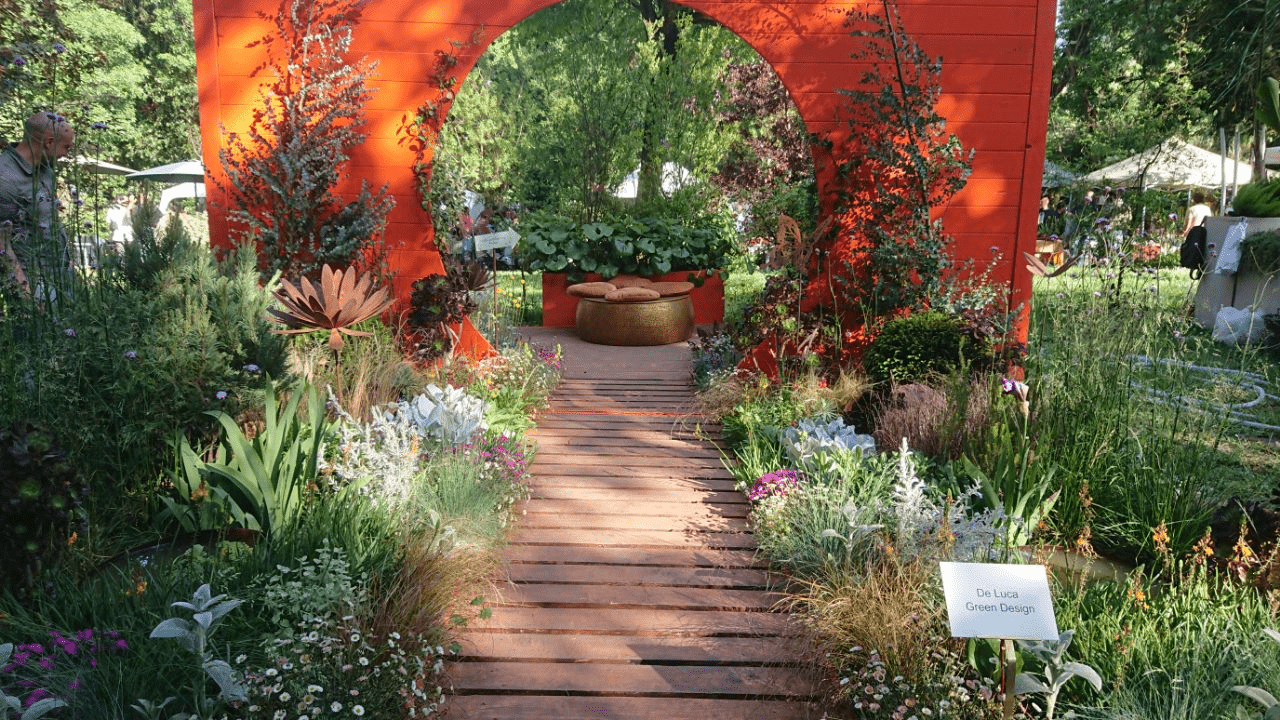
[196,0,1059,357]
[793,91,1029,124]
[774,62,1034,96]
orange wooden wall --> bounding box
[193,0,1056,319]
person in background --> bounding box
[0,111,75,294]
[1183,191,1213,239]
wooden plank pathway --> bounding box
[447,333,827,719]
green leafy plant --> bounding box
[0,221,286,498]
[862,311,985,383]
[518,211,735,280]
[1243,230,1280,275]
[1234,629,1280,720]
[142,584,247,717]
[1259,77,1280,141]
[1015,630,1103,720]
[160,380,331,537]
[0,420,87,595]
[1,643,66,720]
[1232,178,1280,218]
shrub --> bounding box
[0,222,287,508]
[862,311,985,383]
[0,420,88,598]
[518,210,736,279]
[219,0,394,278]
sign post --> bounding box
[471,230,520,328]
[938,562,1059,720]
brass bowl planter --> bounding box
[575,295,694,346]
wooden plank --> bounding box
[529,476,738,493]
[528,488,746,504]
[529,463,734,480]
[519,513,748,533]
[519,498,749,518]
[468,607,796,636]
[455,632,805,663]
[502,545,764,569]
[448,661,818,698]
[444,694,825,720]
[534,448,725,463]
[532,453,727,469]
[533,440,723,457]
[504,563,772,588]
[509,528,756,549]
[490,583,784,611]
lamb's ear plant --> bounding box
[143,584,247,719]
[1015,629,1103,720]
[1233,628,1280,720]
[1,644,66,720]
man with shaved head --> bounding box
[0,111,75,294]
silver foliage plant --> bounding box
[325,384,487,508]
[781,416,877,475]
[325,389,423,508]
[396,384,487,446]
[825,438,1003,563]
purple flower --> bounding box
[63,328,76,338]
[13,56,25,66]
[242,363,260,374]
[215,390,228,401]
[91,121,108,130]
[1001,378,1030,404]
[52,43,65,54]
[748,469,803,502]
[123,350,138,360]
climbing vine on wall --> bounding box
[400,29,486,246]
[739,0,997,375]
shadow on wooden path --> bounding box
[446,329,828,720]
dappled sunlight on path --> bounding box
[446,328,827,719]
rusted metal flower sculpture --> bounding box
[269,264,393,351]
[1023,251,1079,278]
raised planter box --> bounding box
[541,270,724,328]
[1193,217,1280,328]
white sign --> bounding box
[939,562,1059,641]
[473,229,520,251]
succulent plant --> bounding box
[391,383,487,446]
[269,264,393,351]
[0,420,89,595]
[406,257,490,361]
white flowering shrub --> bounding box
[397,384,487,446]
[232,616,446,719]
[251,540,367,635]
[782,416,877,476]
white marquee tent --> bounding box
[1080,138,1252,190]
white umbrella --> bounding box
[159,183,206,214]
[1080,138,1253,190]
[125,160,206,185]
[69,155,137,175]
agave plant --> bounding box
[269,264,392,351]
